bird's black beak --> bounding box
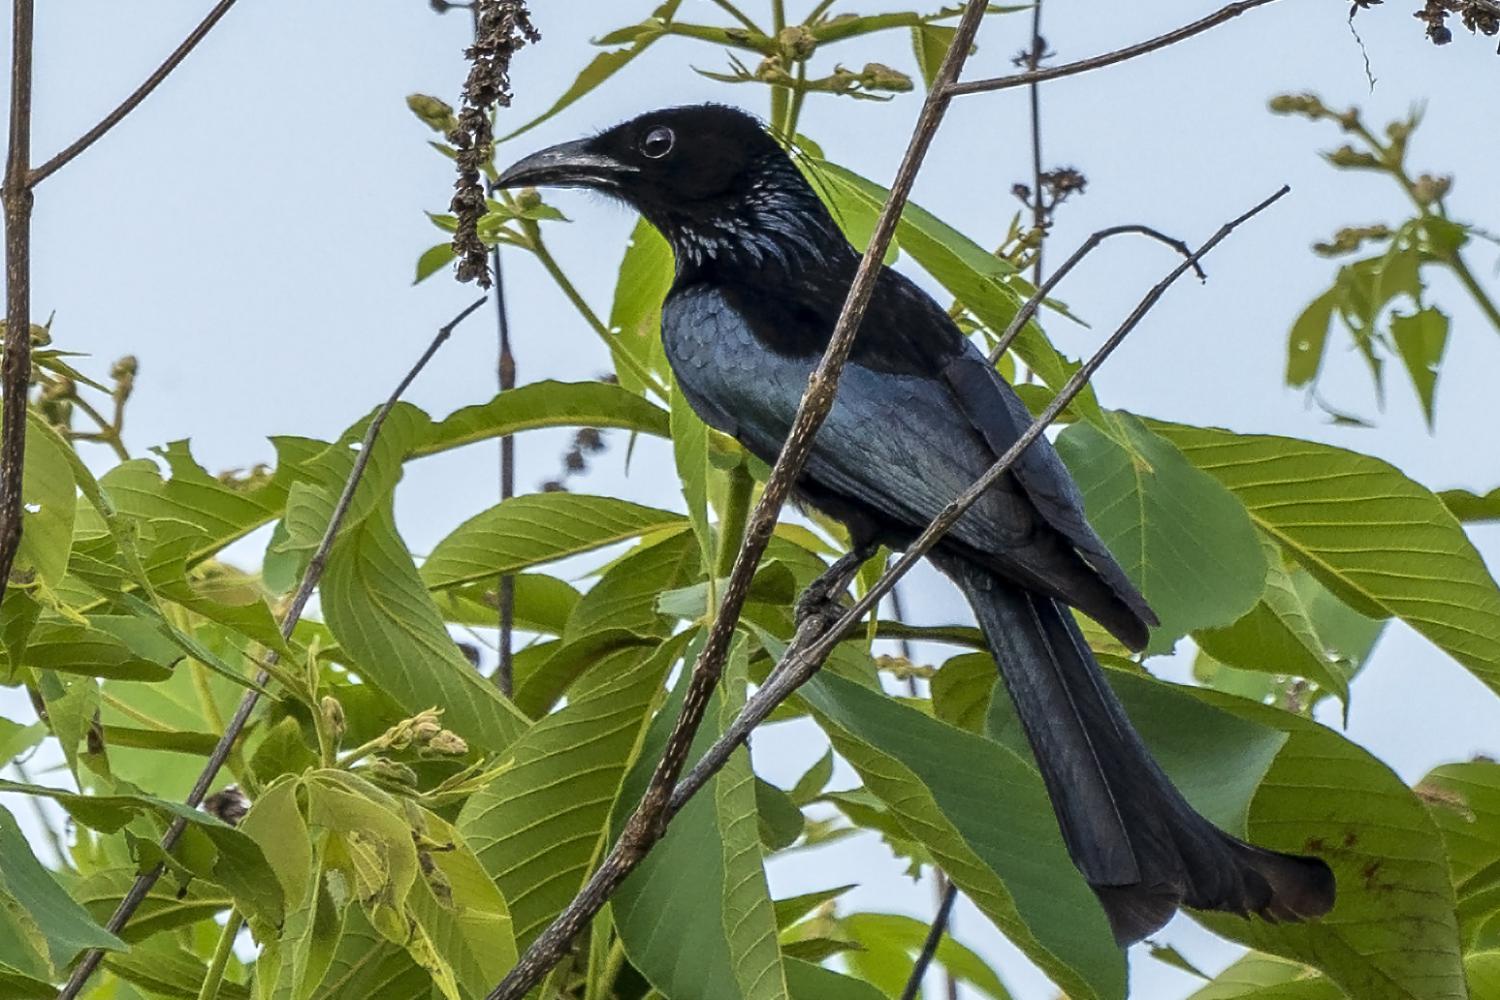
[495,137,636,191]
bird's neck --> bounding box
[658,160,854,286]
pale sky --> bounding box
[5,2,1500,998]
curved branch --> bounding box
[29,0,238,187]
[945,0,1281,98]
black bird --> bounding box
[498,104,1335,944]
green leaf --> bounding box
[613,640,792,1000]
[307,905,432,1000]
[459,635,681,949]
[432,573,581,636]
[321,503,530,753]
[1181,687,1464,1000]
[563,530,700,642]
[606,217,675,396]
[1415,760,1500,951]
[1285,287,1338,389]
[1195,540,1354,710]
[671,371,715,575]
[0,806,124,972]
[1151,419,1500,699]
[421,493,686,590]
[784,957,887,1000]
[1390,306,1449,429]
[841,911,1013,1000]
[73,867,230,943]
[1186,951,1338,999]
[802,157,1106,428]
[909,23,958,88]
[0,779,282,928]
[498,1,685,142]
[1439,486,1500,524]
[1056,413,1267,653]
[13,415,77,587]
[19,618,175,681]
[415,379,669,458]
[800,671,1124,1000]
[105,936,251,1000]
[755,777,805,851]
[405,806,517,1000]
[413,242,456,284]
[930,651,995,733]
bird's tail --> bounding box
[937,556,1335,944]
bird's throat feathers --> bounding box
[653,152,852,282]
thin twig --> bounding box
[945,0,1281,98]
[57,296,487,1000]
[28,0,238,187]
[900,883,959,1000]
[989,223,1206,365]
[472,1,518,696]
[1027,0,1046,283]
[0,0,35,606]
[483,5,993,997]
[668,186,1290,818]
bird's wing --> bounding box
[664,285,1153,644]
[942,345,1157,637]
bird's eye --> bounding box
[640,125,675,159]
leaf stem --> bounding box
[715,459,753,579]
[708,0,762,33]
[196,908,244,1000]
[1449,251,1500,335]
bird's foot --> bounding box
[793,544,876,631]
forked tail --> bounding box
[936,556,1336,944]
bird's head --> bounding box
[497,104,845,274]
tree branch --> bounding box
[944,0,1281,98]
[56,296,487,1000]
[3,0,241,609]
[0,0,35,606]
[900,882,959,1000]
[29,0,239,187]
[989,223,1206,366]
[482,4,994,997]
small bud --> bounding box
[1324,144,1383,169]
[321,696,346,741]
[406,93,458,134]
[1411,173,1452,206]
[753,55,795,86]
[514,187,542,212]
[778,25,818,61]
[861,63,913,92]
[427,730,469,756]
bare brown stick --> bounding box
[483,4,992,997]
[29,0,238,187]
[945,0,1280,98]
[0,0,35,606]
[469,1,519,696]
[56,296,487,1000]
[900,882,959,1000]
[668,186,1290,818]
[1027,0,1046,283]
[989,223,1205,366]
[3,0,240,608]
